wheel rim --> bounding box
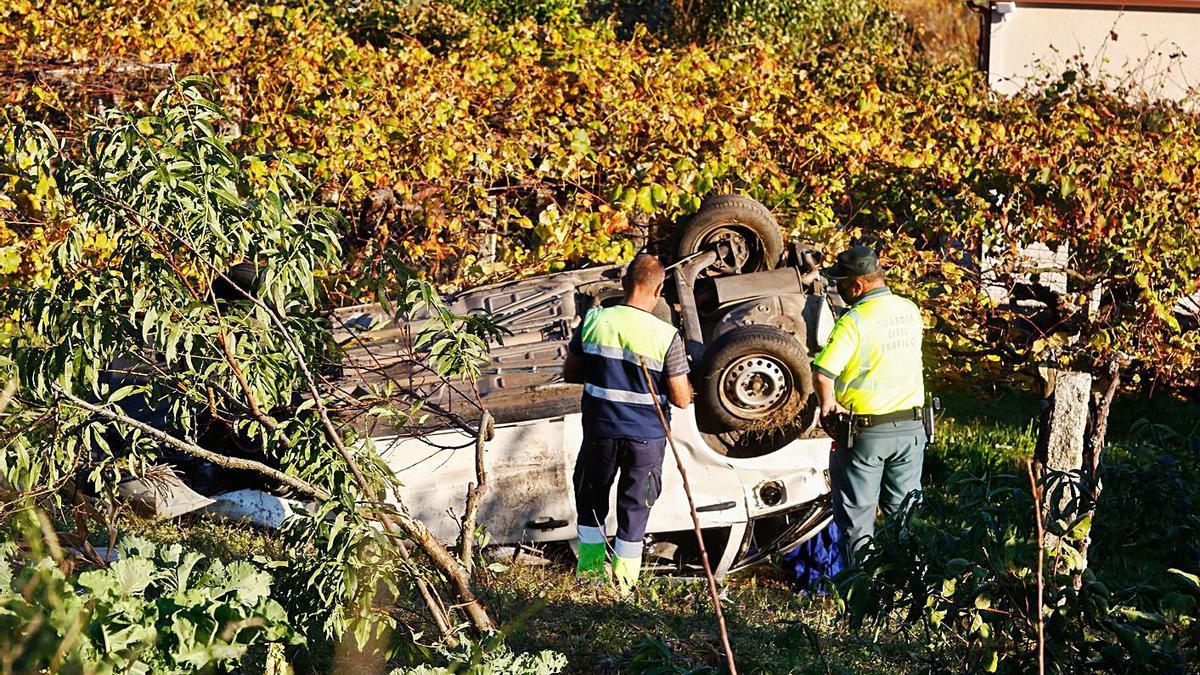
[698,224,761,276]
[717,354,793,420]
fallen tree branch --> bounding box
[254,304,495,631]
[216,331,294,446]
[187,247,495,633]
[56,381,459,636]
[53,385,332,502]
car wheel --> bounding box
[673,194,784,277]
[698,325,813,431]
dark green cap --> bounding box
[823,245,879,280]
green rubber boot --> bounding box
[576,541,608,580]
[613,555,641,597]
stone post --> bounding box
[1035,369,1093,552]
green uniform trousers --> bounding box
[829,420,927,562]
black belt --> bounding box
[854,407,923,428]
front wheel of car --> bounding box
[697,325,813,432]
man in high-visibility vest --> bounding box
[812,245,927,562]
[563,254,693,595]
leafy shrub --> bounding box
[391,639,568,674]
[688,0,904,44]
[626,635,714,674]
[835,422,1200,673]
[1087,420,1200,584]
[448,0,586,25]
[0,79,506,657]
[0,535,297,674]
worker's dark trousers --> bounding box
[573,435,666,558]
[829,420,927,564]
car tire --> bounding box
[698,324,813,432]
[674,194,784,277]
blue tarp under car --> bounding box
[783,519,844,591]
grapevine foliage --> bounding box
[2,0,1196,385]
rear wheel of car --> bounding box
[697,325,813,432]
[674,194,784,277]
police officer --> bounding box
[563,254,692,595]
[812,245,927,562]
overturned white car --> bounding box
[333,195,840,577]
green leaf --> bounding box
[619,186,636,209]
[650,183,668,207]
[117,535,156,559]
[1118,607,1167,629]
[1169,568,1200,590]
[174,551,205,592]
[636,185,655,213]
[141,307,159,344]
[164,322,185,364]
[0,246,21,275]
[1069,515,1092,541]
[221,561,272,606]
[109,557,157,597]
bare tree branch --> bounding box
[52,385,332,502]
[459,410,492,575]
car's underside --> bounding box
[329,195,841,576]
[109,194,841,577]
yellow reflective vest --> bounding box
[578,304,680,439]
[812,287,924,415]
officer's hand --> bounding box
[820,400,848,420]
[819,401,848,438]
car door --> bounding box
[377,415,577,545]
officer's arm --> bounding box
[563,350,585,384]
[663,334,692,408]
[814,372,846,418]
[811,312,858,418]
[563,326,586,384]
[665,374,692,409]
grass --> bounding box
[119,511,290,561]
[112,383,1197,673]
[481,565,921,674]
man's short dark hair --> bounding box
[623,254,665,294]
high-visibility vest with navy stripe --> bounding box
[579,305,679,440]
[812,287,924,415]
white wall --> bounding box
[987,4,1200,103]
